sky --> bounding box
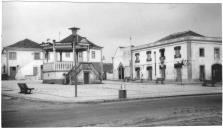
[2,2,222,62]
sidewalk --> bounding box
[2,80,222,103]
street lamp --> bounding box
[69,26,80,97]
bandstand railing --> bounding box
[43,61,75,71]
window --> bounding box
[9,52,16,60]
[174,46,181,58]
[199,48,205,57]
[159,49,165,62]
[65,52,70,58]
[34,52,40,60]
[146,51,152,61]
[159,49,165,57]
[91,51,95,59]
[214,48,220,60]
[135,53,140,63]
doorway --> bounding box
[10,66,16,80]
[160,65,166,79]
[84,72,90,84]
[118,65,124,79]
[212,64,222,82]
[147,66,152,80]
[199,65,205,81]
[40,65,43,80]
[135,67,140,79]
[176,67,182,82]
[174,64,182,82]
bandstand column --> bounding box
[87,44,90,62]
[53,40,56,70]
[59,51,62,62]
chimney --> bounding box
[69,26,80,36]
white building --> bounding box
[131,30,222,82]
[2,39,44,80]
[112,46,134,80]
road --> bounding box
[2,94,222,127]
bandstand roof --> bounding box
[41,34,102,52]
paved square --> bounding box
[2,80,222,103]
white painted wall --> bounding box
[6,50,43,79]
[113,46,132,80]
[132,40,222,82]
[191,41,222,81]
[132,42,188,81]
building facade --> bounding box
[2,39,44,80]
[131,31,222,82]
[112,46,134,80]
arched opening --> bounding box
[212,64,222,82]
[118,64,124,79]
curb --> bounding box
[76,93,222,104]
[2,92,222,104]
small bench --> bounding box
[202,80,216,87]
[18,83,34,94]
[156,78,164,84]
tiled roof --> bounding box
[59,34,102,49]
[157,30,204,42]
[5,39,41,49]
[132,30,219,51]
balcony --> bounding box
[43,61,75,72]
[159,56,165,63]
[135,60,140,63]
[146,58,152,62]
[174,54,181,58]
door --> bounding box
[160,68,166,79]
[135,68,140,79]
[147,67,152,80]
[10,67,16,80]
[199,65,205,81]
[84,72,90,84]
[40,65,43,80]
[118,66,124,79]
[176,67,182,82]
[212,64,222,82]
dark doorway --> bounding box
[175,67,182,82]
[212,64,222,82]
[84,72,90,84]
[40,65,43,80]
[135,67,140,79]
[10,67,16,80]
[199,65,205,81]
[147,66,152,80]
[174,64,182,82]
[159,65,166,79]
[118,65,124,79]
